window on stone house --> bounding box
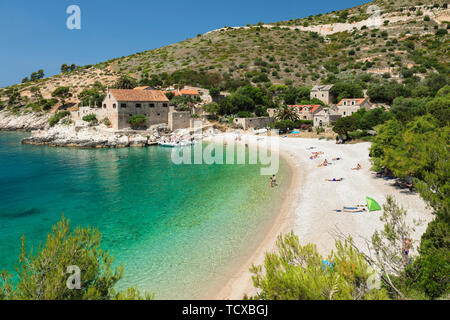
[150,103,155,108]
[136,103,141,108]
[163,103,168,107]
[103,104,106,108]
[121,104,126,108]
[113,104,116,109]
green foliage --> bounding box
[61,64,77,73]
[0,216,152,300]
[49,111,71,127]
[165,92,175,100]
[246,231,389,300]
[367,81,410,104]
[209,88,221,97]
[333,116,359,140]
[330,81,363,102]
[236,110,253,118]
[127,114,147,129]
[425,92,450,127]
[391,97,431,123]
[82,114,98,123]
[29,69,44,81]
[114,75,138,89]
[283,86,311,105]
[202,102,220,115]
[51,87,72,108]
[216,85,274,116]
[102,117,111,127]
[78,82,106,107]
[274,105,299,122]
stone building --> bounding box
[335,98,372,117]
[233,117,273,130]
[310,85,333,105]
[288,105,321,121]
[313,107,340,127]
[101,88,170,130]
[168,111,191,131]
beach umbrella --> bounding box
[366,197,381,212]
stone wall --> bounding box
[71,107,106,122]
[168,111,191,131]
[233,117,273,130]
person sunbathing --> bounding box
[351,163,361,170]
[318,159,329,167]
[334,207,367,213]
[332,157,343,161]
[325,178,343,181]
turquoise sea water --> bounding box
[0,132,290,299]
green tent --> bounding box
[366,197,382,212]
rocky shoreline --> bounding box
[21,123,166,148]
[0,110,50,131]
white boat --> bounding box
[158,140,197,148]
[158,141,179,148]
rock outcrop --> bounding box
[0,110,50,131]
[22,123,165,148]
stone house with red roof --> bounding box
[313,106,340,128]
[101,87,170,129]
[289,105,321,121]
[336,98,372,117]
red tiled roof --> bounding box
[169,89,200,96]
[180,89,199,95]
[110,89,169,102]
[288,105,321,113]
[337,98,366,106]
[310,105,321,113]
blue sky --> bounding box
[0,0,370,87]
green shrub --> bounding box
[102,118,111,127]
[82,114,98,123]
[49,111,71,127]
[236,110,253,118]
[127,114,147,129]
[315,127,325,134]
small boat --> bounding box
[158,141,178,148]
[158,140,196,148]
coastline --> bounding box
[213,134,434,300]
[211,134,303,300]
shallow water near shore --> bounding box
[0,132,290,299]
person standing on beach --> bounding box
[271,175,277,187]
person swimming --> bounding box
[325,178,343,181]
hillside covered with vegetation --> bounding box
[0,1,448,115]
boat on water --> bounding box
[158,140,197,148]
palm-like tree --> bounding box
[275,105,299,121]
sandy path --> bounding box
[216,135,434,299]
